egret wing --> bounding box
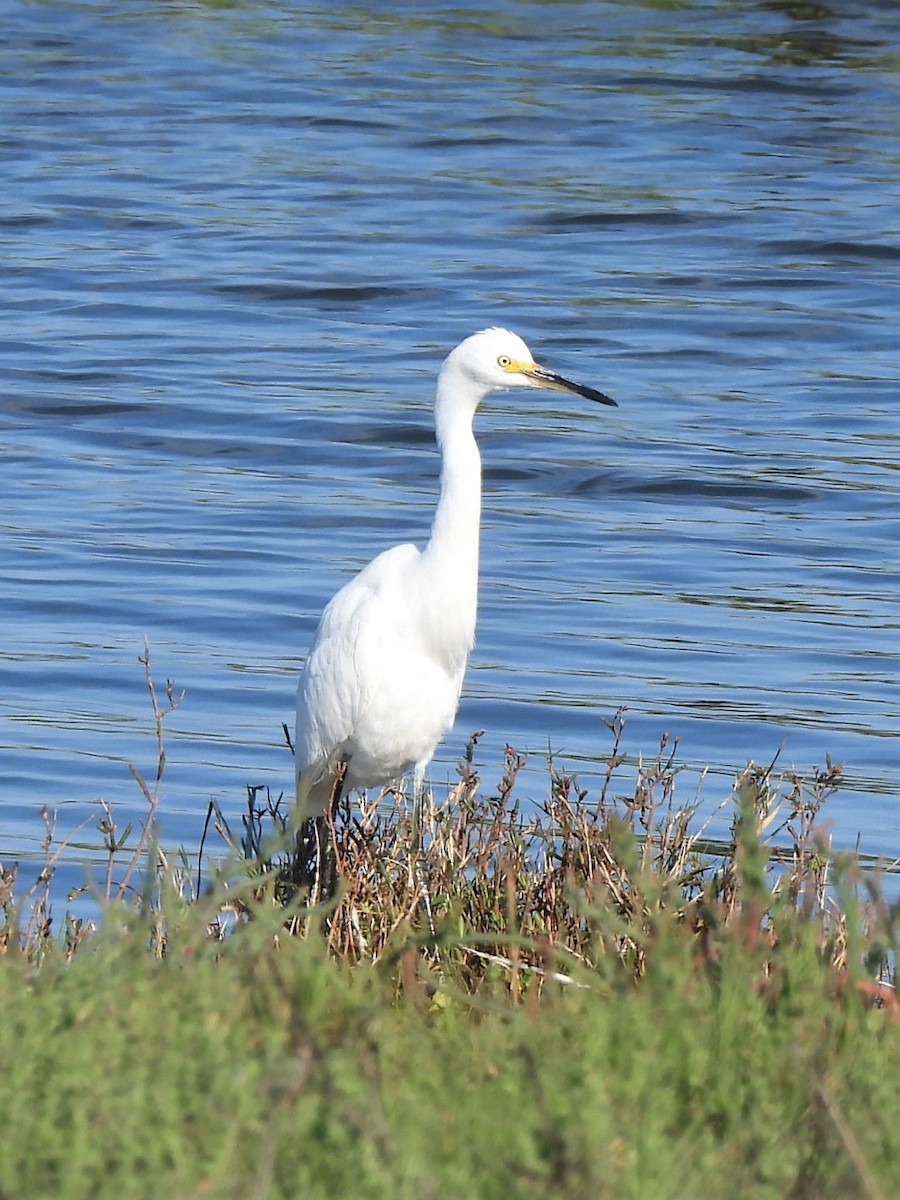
[295,543,420,806]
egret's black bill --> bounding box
[526,365,617,407]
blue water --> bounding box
[2,1,898,895]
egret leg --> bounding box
[316,762,346,904]
[293,761,346,905]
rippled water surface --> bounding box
[2,0,898,888]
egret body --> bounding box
[295,328,616,818]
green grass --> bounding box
[0,882,896,1200]
[1,666,897,1199]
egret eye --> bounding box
[497,355,512,368]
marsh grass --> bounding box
[1,652,898,1200]
[206,714,894,1015]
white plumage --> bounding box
[295,327,616,817]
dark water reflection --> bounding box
[1,1,897,892]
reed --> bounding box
[200,713,891,1014]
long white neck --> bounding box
[420,360,484,655]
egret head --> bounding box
[445,327,617,407]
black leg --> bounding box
[292,761,346,905]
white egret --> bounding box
[295,327,616,821]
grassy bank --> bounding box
[1,696,897,1199]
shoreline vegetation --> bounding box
[1,653,897,1200]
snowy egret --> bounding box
[295,327,616,820]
